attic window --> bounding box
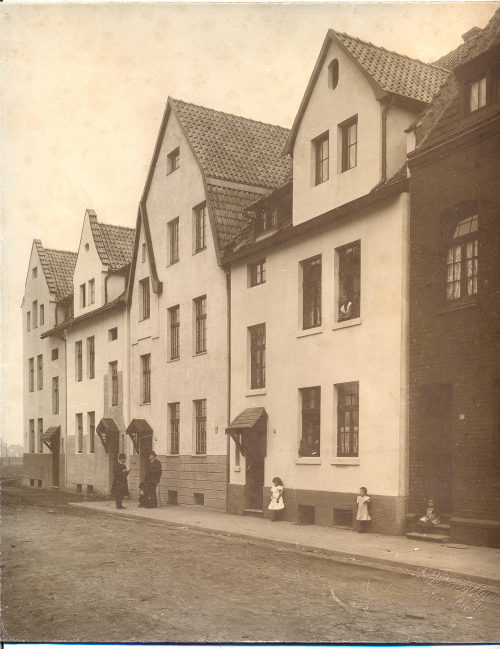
[328,59,339,90]
[167,147,180,174]
[32,267,37,278]
[467,76,487,112]
[85,243,90,252]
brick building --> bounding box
[407,12,500,547]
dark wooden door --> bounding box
[245,433,266,510]
[52,434,60,487]
[139,434,153,482]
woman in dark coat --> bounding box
[111,453,129,509]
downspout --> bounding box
[225,267,231,513]
[64,328,68,489]
[381,102,390,184]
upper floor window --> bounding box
[88,279,95,305]
[254,208,277,236]
[446,207,479,301]
[249,323,266,390]
[27,311,31,332]
[194,295,207,354]
[341,116,358,172]
[76,413,83,453]
[108,327,118,341]
[169,402,180,455]
[249,259,266,287]
[52,376,59,414]
[32,301,38,328]
[75,341,83,382]
[194,203,207,252]
[337,382,359,457]
[337,241,361,321]
[29,357,34,392]
[142,242,147,263]
[88,411,95,454]
[39,304,45,327]
[302,255,322,330]
[80,283,86,308]
[314,132,329,185]
[87,336,95,380]
[140,278,150,320]
[299,387,320,457]
[32,267,38,279]
[167,147,180,174]
[169,305,180,360]
[51,348,59,361]
[141,354,151,404]
[110,361,118,406]
[328,59,339,90]
[168,218,179,265]
[37,354,43,391]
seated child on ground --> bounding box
[418,498,440,530]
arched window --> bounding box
[328,59,339,90]
[446,205,478,301]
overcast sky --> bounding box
[1,1,499,445]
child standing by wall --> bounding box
[356,486,371,533]
[268,477,284,522]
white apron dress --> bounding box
[268,484,284,511]
[356,495,371,521]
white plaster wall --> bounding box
[386,105,419,179]
[73,214,106,318]
[229,194,409,497]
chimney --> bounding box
[462,26,481,42]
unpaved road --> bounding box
[1,479,499,643]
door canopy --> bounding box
[225,407,267,457]
[126,419,153,453]
[42,426,60,452]
[96,418,120,453]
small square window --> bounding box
[51,348,59,361]
[167,147,180,174]
[249,259,266,287]
[108,327,118,341]
[32,267,38,279]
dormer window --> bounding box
[254,208,277,236]
[328,59,339,90]
[167,147,180,174]
[467,76,487,112]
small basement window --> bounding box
[298,504,316,525]
[168,490,178,505]
[30,479,35,487]
[37,479,42,488]
[76,484,83,494]
[108,327,118,341]
[194,492,205,506]
[87,485,94,495]
[333,508,353,528]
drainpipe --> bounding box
[225,267,231,513]
[381,102,390,184]
[64,329,68,489]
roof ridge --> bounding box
[334,30,451,72]
[98,220,135,232]
[43,246,77,256]
[170,97,290,133]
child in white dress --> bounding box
[268,477,284,522]
[356,486,371,533]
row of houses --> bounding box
[23,13,500,546]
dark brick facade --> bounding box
[408,117,500,546]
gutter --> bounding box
[225,269,231,513]
[41,295,127,339]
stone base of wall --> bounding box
[22,453,55,489]
[128,454,228,510]
[227,483,407,535]
[450,517,500,549]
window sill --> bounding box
[255,229,277,243]
[138,317,151,322]
[331,457,359,465]
[297,327,323,339]
[192,454,207,458]
[166,453,180,457]
[246,388,267,397]
[167,357,180,364]
[438,300,478,315]
[233,466,241,472]
[193,247,207,255]
[296,457,321,465]
[333,317,361,331]
[166,167,179,176]
[249,282,266,289]
[193,350,207,357]
[167,260,179,268]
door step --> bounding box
[243,508,264,518]
[406,531,450,543]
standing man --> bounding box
[144,451,162,508]
[111,453,129,509]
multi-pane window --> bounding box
[169,305,180,360]
[302,255,322,329]
[75,341,83,381]
[141,355,151,404]
[40,304,45,326]
[167,147,180,174]
[140,278,150,320]
[142,242,147,263]
[254,209,277,236]
[38,418,44,453]
[249,259,266,286]
[169,402,180,454]
[168,218,179,264]
[337,382,359,457]
[88,411,95,454]
[341,116,358,172]
[468,76,487,112]
[80,283,86,308]
[52,377,59,415]
[76,413,83,453]
[446,212,479,301]
[87,336,95,379]
[89,279,95,305]
[194,296,207,354]
[194,203,207,252]
[52,348,59,361]
[194,399,207,454]
[299,387,321,457]
[33,301,38,328]
[37,354,43,390]
[29,419,35,453]
[314,132,329,185]
[110,361,118,406]
[32,266,37,278]
[27,311,31,332]
[250,323,266,389]
[338,241,361,321]
[29,358,34,392]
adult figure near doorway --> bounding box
[144,451,162,508]
[111,453,129,509]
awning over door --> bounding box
[42,426,60,452]
[126,419,153,453]
[96,418,120,453]
[225,407,267,457]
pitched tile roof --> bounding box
[88,213,135,270]
[35,240,77,301]
[432,30,483,71]
[335,32,450,103]
[170,98,292,189]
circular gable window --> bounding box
[328,59,339,90]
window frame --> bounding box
[51,348,59,361]
[169,402,180,455]
[249,259,266,287]
[29,357,34,392]
[443,202,479,303]
[32,301,38,328]
[194,399,207,455]
[39,304,45,326]
[110,361,118,406]
[139,277,151,320]
[80,283,86,308]
[76,413,83,454]
[340,115,358,173]
[88,279,95,305]
[337,240,361,322]
[37,418,44,454]
[75,341,83,382]
[249,323,266,390]
[301,255,322,330]
[37,354,43,391]
[141,354,151,404]
[168,218,180,265]
[167,147,180,174]
[27,311,31,332]
[314,132,329,185]
[87,336,95,380]
[29,419,35,453]
[336,382,359,458]
[108,327,118,341]
[299,386,321,458]
[169,305,180,360]
[194,203,207,253]
[52,376,59,414]
[194,295,207,355]
[88,411,95,454]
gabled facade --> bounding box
[125,98,291,508]
[22,240,76,489]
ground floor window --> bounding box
[169,402,180,454]
[336,382,359,457]
[194,399,207,454]
[299,387,320,457]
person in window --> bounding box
[144,451,162,508]
[338,294,353,321]
[298,430,320,457]
[356,486,371,532]
[268,477,284,522]
[111,453,129,510]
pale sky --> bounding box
[1,1,499,445]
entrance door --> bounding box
[52,433,60,487]
[107,434,120,493]
[245,433,266,510]
[139,434,153,482]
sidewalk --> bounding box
[70,499,500,588]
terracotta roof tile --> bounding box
[335,32,450,103]
[35,241,77,301]
[432,32,483,71]
[171,98,292,189]
[89,214,135,270]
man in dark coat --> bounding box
[111,453,129,509]
[144,451,162,508]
